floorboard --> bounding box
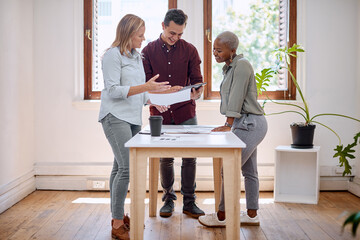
[1,191,359,240]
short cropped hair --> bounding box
[216,31,239,51]
[163,9,188,26]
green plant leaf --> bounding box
[333,132,360,176]
[343,211,360,236]
[255,68,274,96]
[354,132,360,144]
[333,144,355,176]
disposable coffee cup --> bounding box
[149,116,163,136]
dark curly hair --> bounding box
[163,9,188,26]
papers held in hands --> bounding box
[148,88,191,106]
[148,82,206,106]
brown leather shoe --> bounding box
[112,223,130,240]
[111,216,130,240]
[123,214,130,228]
[112,215,130,228]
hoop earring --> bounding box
[229,54,234,63]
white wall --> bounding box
[1,0,359,198]
[304,0,360,167]
[33,0,110,165]
[0,0,36,213]
[348,0,360,195]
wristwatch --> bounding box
[224,122,232,128]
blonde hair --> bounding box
[110,14,145,57]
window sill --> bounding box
[71,98,221,111]
[71,98,304,111]
[72,100,100,110]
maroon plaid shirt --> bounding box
[142,36,203,124]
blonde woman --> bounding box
[98,14,170,240]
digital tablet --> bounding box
[181,82,207,91]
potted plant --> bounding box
[255,43,360,176]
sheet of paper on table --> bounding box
[152,136,205,142]
[148,88,191,106]
[164,126,213,134]
[139,125,215,135]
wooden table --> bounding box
[125,125,246,239]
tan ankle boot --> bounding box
[123,214,130,228]
[111,216,130,240]
[112,223,130,240]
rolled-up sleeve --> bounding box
[226,60,251,118]
[102,49,130,99]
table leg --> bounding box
[149,157,160,217]
[222,149,241,240]
[129,149,147,240]
[213,157,222,212]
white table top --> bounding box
[125,125,246,148]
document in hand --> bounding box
[148,88,191,106]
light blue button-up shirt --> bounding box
[98,47,149,125]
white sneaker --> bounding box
[240,211,260,226]
[198,213,226,228]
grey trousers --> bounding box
[101,114,141,220]
[219,114,268,211]
[160,117,198,205]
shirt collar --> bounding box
[222,54,244,73]
[126,49,142,62]
[158,34,177,49]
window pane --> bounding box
[93,0,168,91]
[211,0,284,92]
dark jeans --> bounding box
[160,117,197,205]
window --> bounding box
[84,0,296,100]
[84,0,177,100]
[203,0,297,100]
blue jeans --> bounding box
[219,114,268,211]
[101,114,141,220]
[160,117,198,205]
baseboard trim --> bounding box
[348,177,360,197]
[35,162,112,176]
[34,162,353,191]
[0,171,36,214]
[35,162,352,177]
[0,163,354,213]
[35,175,350,192]
[320,176,350,191]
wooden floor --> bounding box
[1,191,360,240]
